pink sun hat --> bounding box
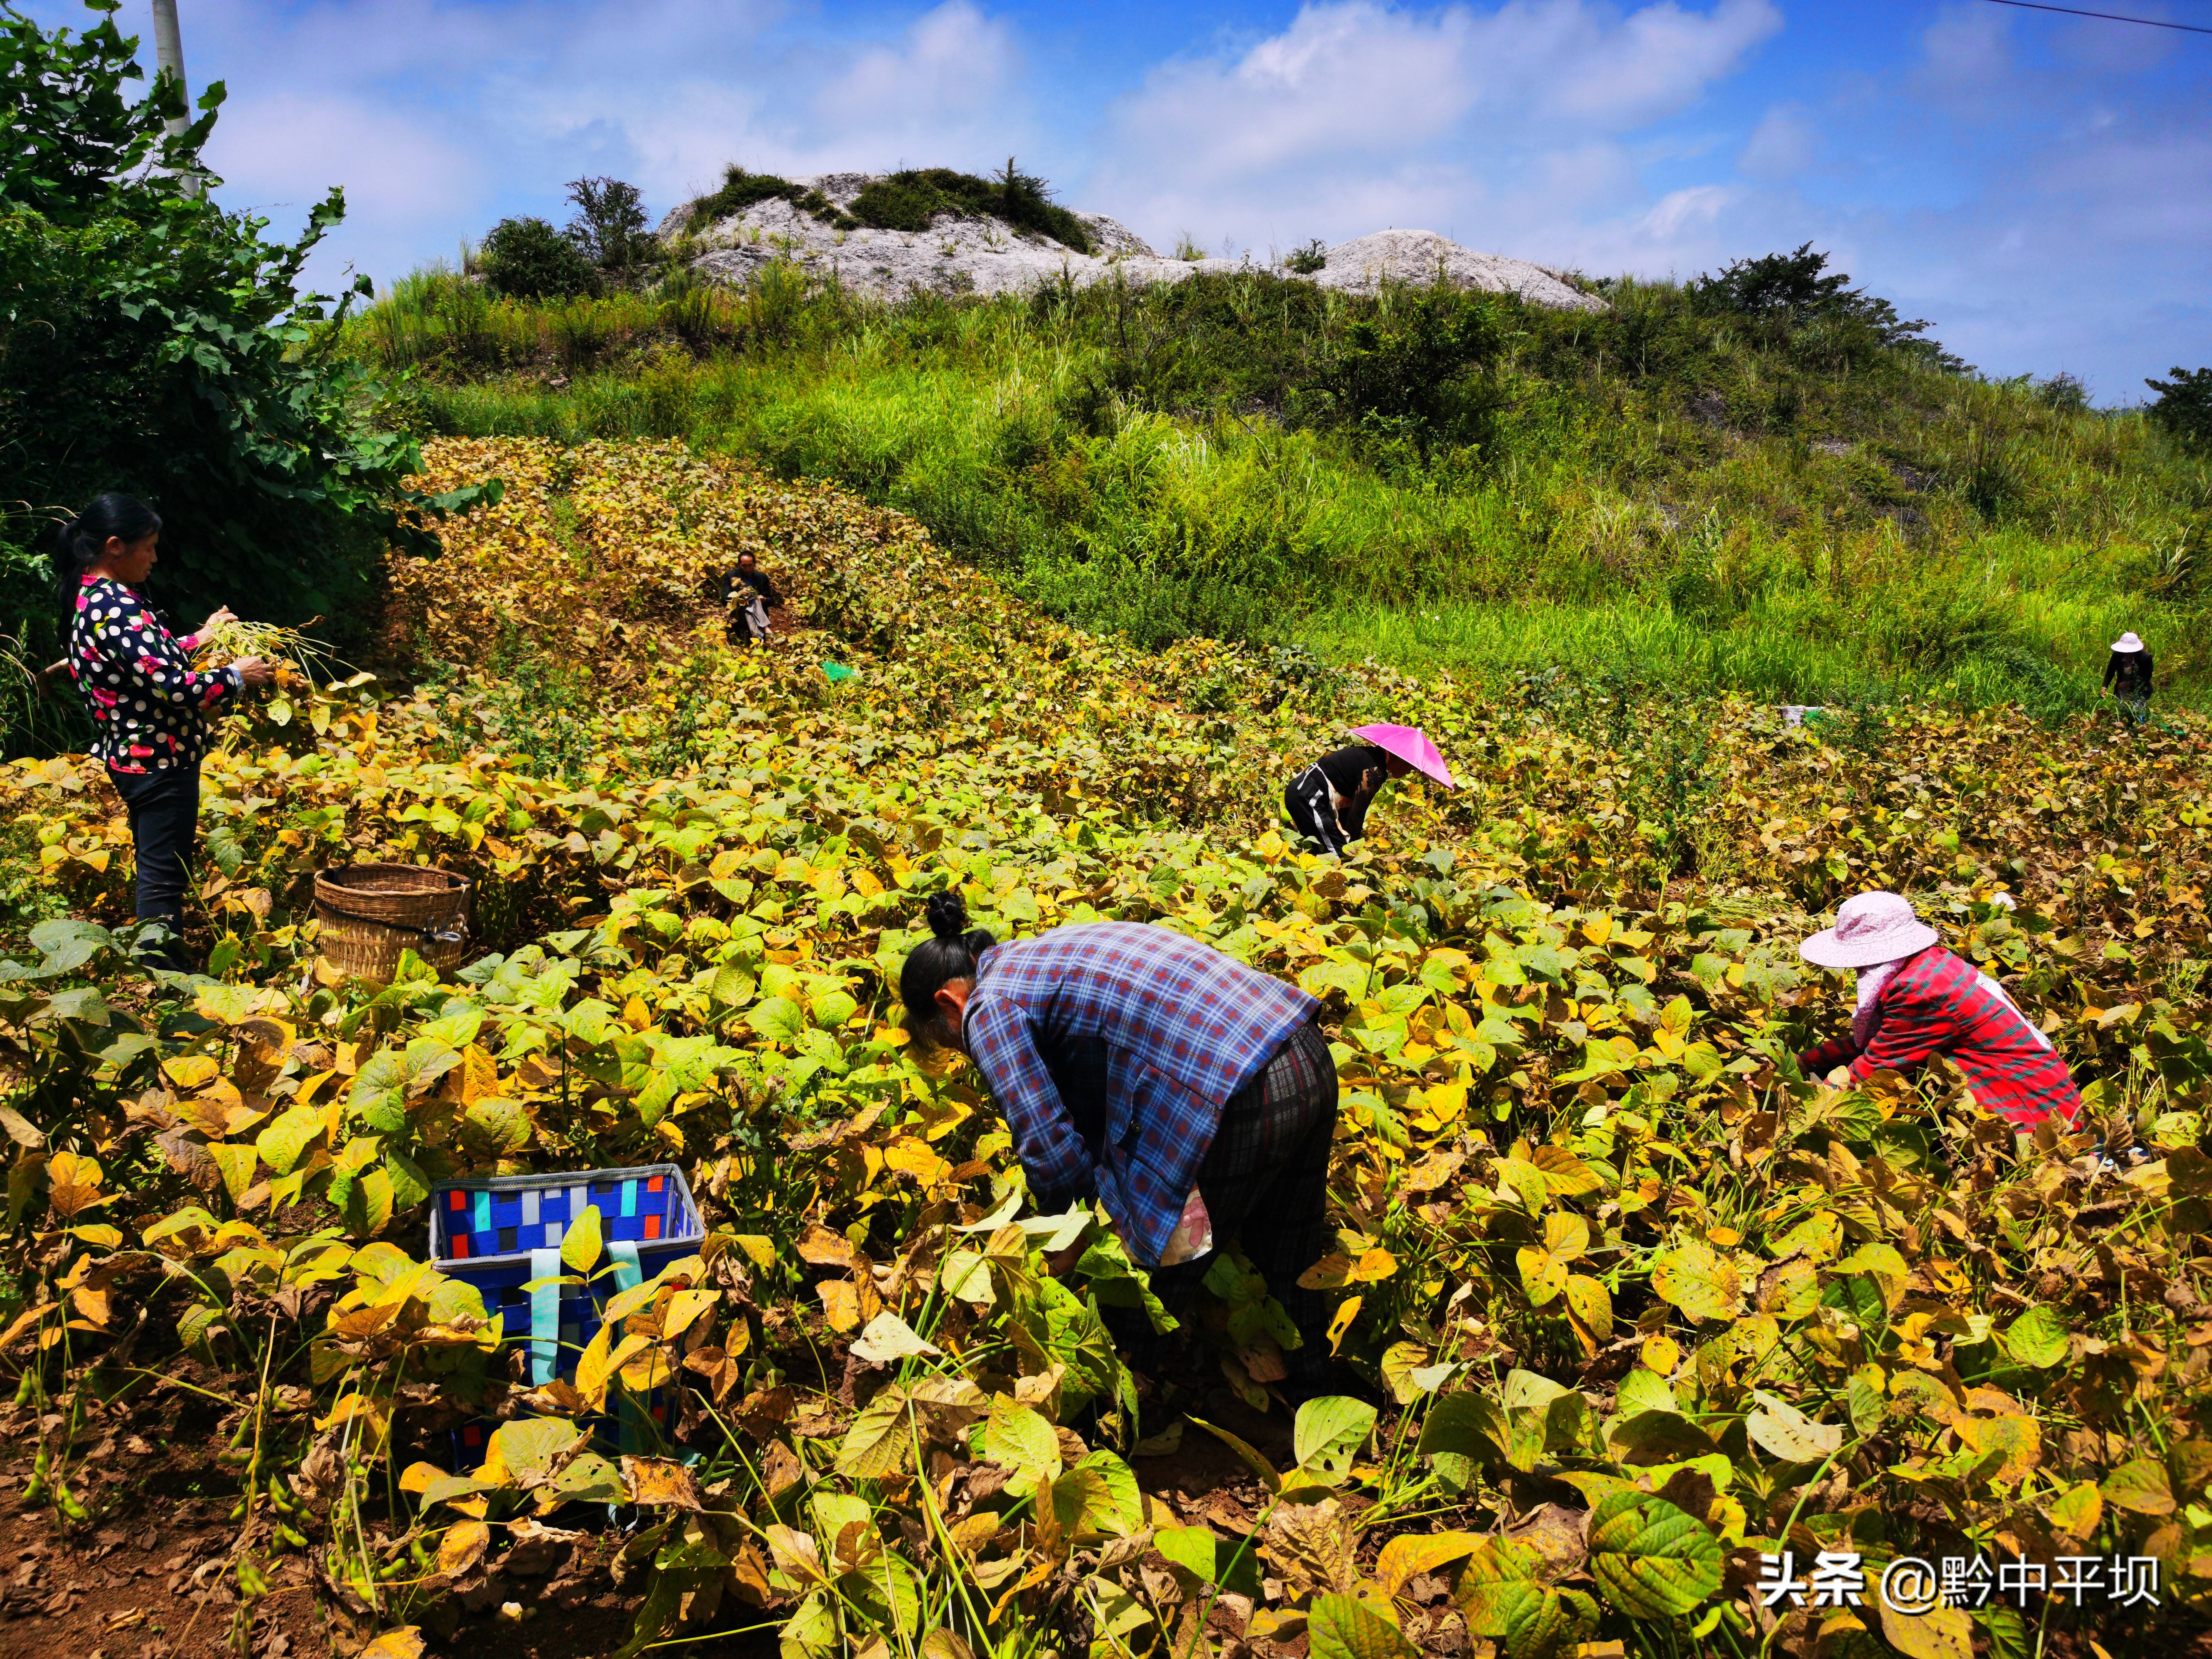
[1350,723,1456,788]
[1799,890,1939,970]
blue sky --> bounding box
[31,0,2212,401]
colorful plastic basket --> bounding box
[426,1163,703,1466]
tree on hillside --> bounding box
[565,176,651,275]
[2146,367,2212,449]
[1690,242,1967,373]
[0,0,495,752]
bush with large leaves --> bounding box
[0,0,493,752]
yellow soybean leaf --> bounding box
[1350,1246,1398,1284]
[436,1519,489,1576]
[1543,1212,1590,1261]
[817,1279,860,1333]
[578,1329,649,1410]
[1326,1295,1363,1355]
[1375,1530,1483,1596]
[561,1205,604,1275]
[662,1288,719,1345]
[398,1462,447,1496]
[1650,1237,1743,1323]
[1563,1275,1613,1341]
[883,1137,950,1187]
[162,1055,222,1091]
[1516,1246,1567,1308]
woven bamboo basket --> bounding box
[313,863,472,984]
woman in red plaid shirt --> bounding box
[1796,891,2081,1132]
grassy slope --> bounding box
[353,265,2212,711]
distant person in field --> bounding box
[2102,631,2153,724]
[722,551,777,647]
[57,494,273,973]
[898,892,1342,1392]
[1795,890,2080,1133]
[1284,741,1411,856]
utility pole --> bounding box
[148,1,202,194]
[149,0,188,135]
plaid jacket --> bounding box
[964,922,1319,1266]
[1798,945,2081,1130]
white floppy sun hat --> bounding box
[1800,890,1939,970]
[2112,632,2145,652]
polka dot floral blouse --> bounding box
[68,575,241,773]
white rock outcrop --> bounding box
[664,175,1599,312]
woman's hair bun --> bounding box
[924,890,970,942]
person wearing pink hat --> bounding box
[1796,891,2081,1133]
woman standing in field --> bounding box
[2102,631,2153,724]
[1795,890,2081,1133]
[58,494,271,972]
[899,892,1341,1389]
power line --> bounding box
[1980,0,2212,34]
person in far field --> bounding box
[898,892,1342,1392]
[2102,631,2153,724]
[57,494,273,972]
[1284,741,1412,856]
[722,551,778,647]
[1795,890,2081,1134]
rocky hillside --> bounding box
[661,169,1598,310]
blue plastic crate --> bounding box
[427,1163,703,1466]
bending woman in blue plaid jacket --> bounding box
[900,892,1340,1390]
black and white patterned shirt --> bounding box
[66,576,240,773]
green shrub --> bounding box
[1284,239,1328,276]
[2147,366,2212,449]
[481,216,600,299]
[683,166,855,234]
[851,162,1090,253]
[1297,287,1509,458]
[2035,371,2090,414]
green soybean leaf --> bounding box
[1292,1395,1376,1484]
[1307,1594,1417,1659]
[2001,1305,2068,1369]
[1586,1490,1723,1619]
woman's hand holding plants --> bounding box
[197,605,238,639]
[232,655,275,690]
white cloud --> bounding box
[206,91,484,230]
[1737,103,1814,179]
[1539,0,1781,125]
[1090,0,1779,257]
[1636,183,1736,241]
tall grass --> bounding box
[352,265,2212,709]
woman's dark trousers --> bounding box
[109,763,199,972]
[1283,770,1346,856]
[1149,1020,1341,1389]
